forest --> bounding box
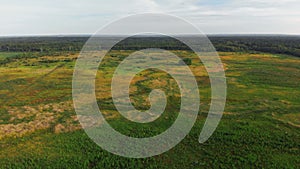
[0,35,299,56]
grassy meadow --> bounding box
[0,48,299,168]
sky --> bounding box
[0,0,299,35]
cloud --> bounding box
[0,0,299,35]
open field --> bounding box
[0,37,300,168]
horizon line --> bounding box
[0,33,300,37]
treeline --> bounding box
[0,36,86,52]
[209,35,300,57]
[0,35,299,57]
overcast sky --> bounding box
[0,0,299,35]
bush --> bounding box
[179,58,192,65]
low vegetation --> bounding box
[0,36,299,168]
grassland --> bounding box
[0,50,299,168]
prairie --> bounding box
[0,38,299,168]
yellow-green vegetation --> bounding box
[0,50,299,168]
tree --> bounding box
[179,58,192,65]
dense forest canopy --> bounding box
[0,35,299,57]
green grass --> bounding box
[0,51,299,168]
[0,52,22,60]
